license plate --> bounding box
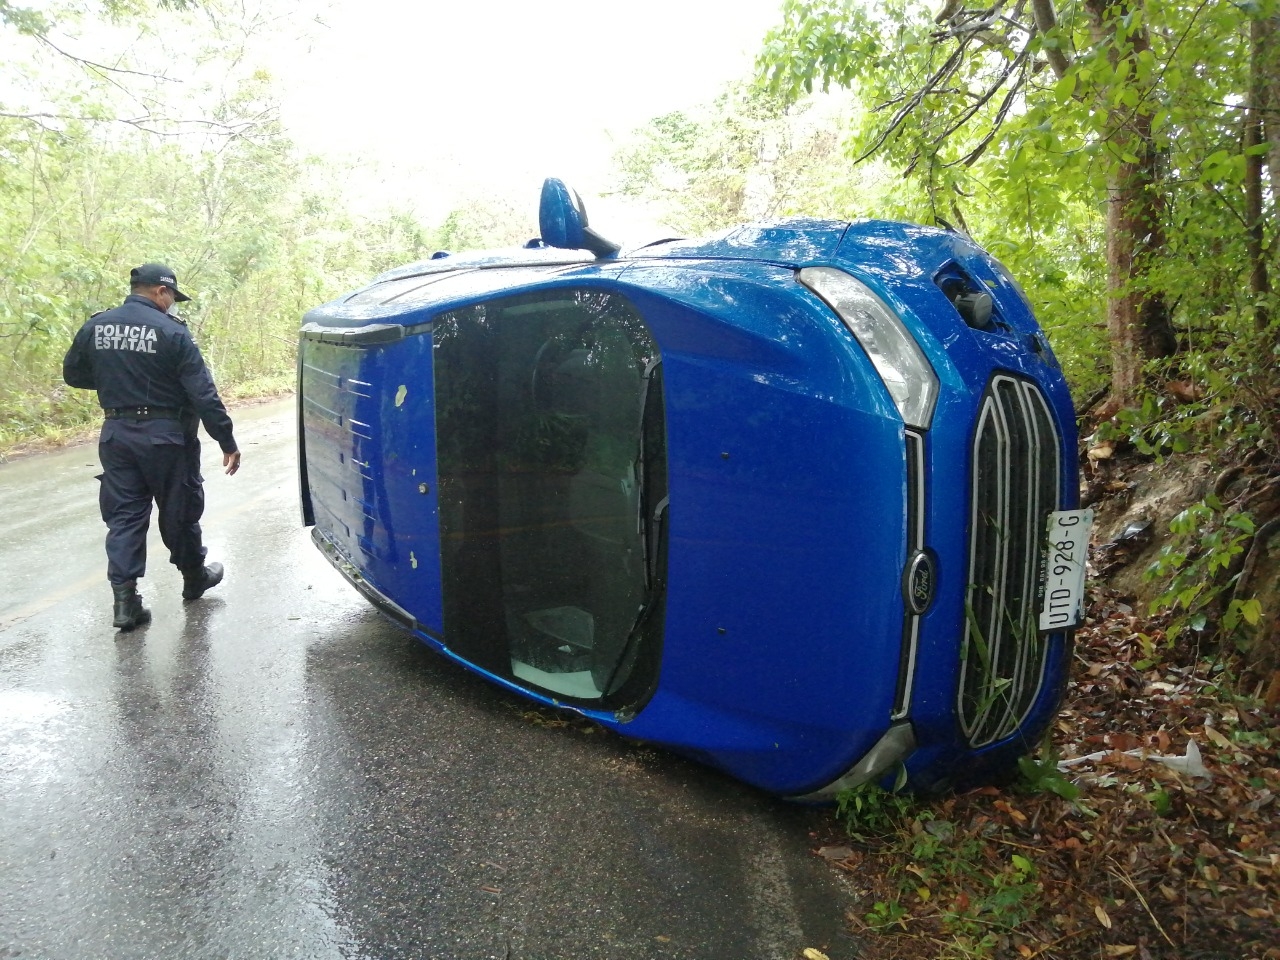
[1039,508,1093,632]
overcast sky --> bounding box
[274,0,786,221]
[6,0,789,229]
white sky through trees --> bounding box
[4,0,784,233]
[276,0,785,226]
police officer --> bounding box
[63,263,242,631]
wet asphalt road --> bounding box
[0,400,858,960]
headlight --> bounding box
[799,266,939,429]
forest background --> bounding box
[2,1,1279,956]
[5,0,1275,667]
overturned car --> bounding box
[296,179,1090,799]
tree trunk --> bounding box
[1085,0,1178,409]
[1258,9,1280,219]
[1256,8,1280,368]
[1103,156,1172,402]
[1247,14,1272,332]
[1245,8,1280,676]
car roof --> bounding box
[303,216,964,326]
[370,217,854,283]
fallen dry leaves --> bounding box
[812,586,1280,960]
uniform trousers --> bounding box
[97,418,208,584]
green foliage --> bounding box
[834,782,915,841]
[613,82,883,234]
[759,0,1111,388]
[1143,496,1263,644]
[1016,750,1081,802]
[840,787,1048,958]
[0,5,445,452]
[885,824,1043,958]
[0,110,426,447]
[436,196,534,252]
[0,0,50,34]
[751,0,1280,418]
[0,0,198,34]
[863,898,910,931]
[1144,785,1174,817]
[1093,390,1195,461]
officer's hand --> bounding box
[224,450,241,476]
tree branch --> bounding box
[1099,0,1214,139]
[1030,0,1072,78]
[999,14,1034,36]
[934,35,1034,145]
[35,34,180,82]
[0,109,264,138]
[950,68,1031,167]
[855,39,971,163]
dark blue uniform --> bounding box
[63,294,237,585]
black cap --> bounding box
[130,263,192,302]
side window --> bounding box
[433,289,667,705]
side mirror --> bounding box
[538,178,620,258]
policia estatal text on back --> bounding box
[63,263,242,631]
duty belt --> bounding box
[104,406,182,420]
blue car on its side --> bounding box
[296,179,1091,799]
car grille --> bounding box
[959,375,1062,747]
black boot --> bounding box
[112,581,151,631]
[182,562,224,601]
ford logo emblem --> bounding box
[902,550,936,616]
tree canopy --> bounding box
[0,0,479,449]
[756,0,1279,413]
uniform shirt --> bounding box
[63,294,238,454]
